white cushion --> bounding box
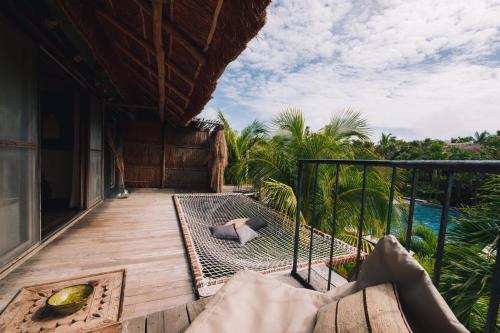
[186,270,335,333]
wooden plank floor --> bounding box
[0,190,196,320]
[122,297,211,333]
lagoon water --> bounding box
[413,201,459,233]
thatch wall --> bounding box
[123,122,163,187]
[208,126,227,192]
[123,121,211,189]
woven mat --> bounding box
[0,270,125,332]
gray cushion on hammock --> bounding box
[327,235,468,333]
[246,216,267,231]
[236,225,259,245]
[209,224,238,240]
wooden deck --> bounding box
[122,296,211,333]
[0,190,196,320]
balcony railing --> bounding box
[291,159,500,333]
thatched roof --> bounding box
[55,0,270,126]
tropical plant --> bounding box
[473,130,490,144]
[248,108,403,253]
[323,108,371,141]
[217,111,267,186]
[440,176,500,332]
[396,223,438,274]
[377,132,399,159]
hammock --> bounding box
[174,193,358,296]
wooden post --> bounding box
[152,0,166,121]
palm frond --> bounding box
[272,108,306,143]
[323,108,371,141]
[440,244,496,331]
[260,178,299,221]
[338,230,375,254]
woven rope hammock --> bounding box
[174,193,358,295]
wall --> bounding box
[123,121,210,189]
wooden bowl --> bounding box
[47,284,94,315]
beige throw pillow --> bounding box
[315,283,412,333]
[225,217,249,229]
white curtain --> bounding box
[69,90,80,208]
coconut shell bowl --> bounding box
[46,284,94,315]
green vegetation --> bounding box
[218,109,499,331]
[221,108,404,251]
[376,130,500,205]
[218,111,267,187]
[441,176,500,332]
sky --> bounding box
[199,0,500,141]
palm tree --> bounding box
[440,176,500,332]
[249,108,404,250]
[323,108,371,141]
[377,133,401,160]
[473,131,490,144]
[379,133,394,146]
[217,111,267,186]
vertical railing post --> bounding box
[327,163,340,291]
[486,234,500,333]
[386,167,397,235]
[292,161,304,274]
[433,172,454,286]
[405,168,418,251]
[354,165,368,279]
[307,163,319,283]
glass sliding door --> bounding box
[0,17,40,267]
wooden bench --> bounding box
[121,297,211,333]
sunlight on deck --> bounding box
[0,190,195,319]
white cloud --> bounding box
[201,0,500,140]
[198,106,218,120]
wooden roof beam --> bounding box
[96,9,155,53]
[152,0,166,121]
[162,20,206,65]
[114,42,189,105]
[110,102,181,123]
[205,0,224,52]
[166,62,194,87]
[132,0,207,65]
[97,8,195,88]
[123,61,157,93]
[167,99,185,115]
[123,60,186,120]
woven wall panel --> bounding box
[164,146,208,168]
[164,126,209,145]
[164,169,208,188]
[123,142,163,166]
[123,121,210,189]
[125,166,162,188]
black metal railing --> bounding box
[291,159,500,333]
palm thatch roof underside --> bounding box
[57,0,270,125]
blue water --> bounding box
[413,202,459,233]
